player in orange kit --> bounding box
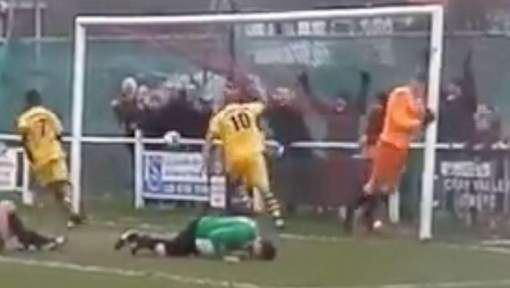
[362,79,434,231]
[203,79,284,229]
[344,91,389,234]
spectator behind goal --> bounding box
[111,77,140,136]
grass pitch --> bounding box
[2,206,510,288]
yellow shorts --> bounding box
[226,154,269,192]
[34,159,69,186]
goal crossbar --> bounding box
[76,6,442,26]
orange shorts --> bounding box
[369,141,408,194]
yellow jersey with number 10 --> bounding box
[17,106,65,168]
[207,102,265,163]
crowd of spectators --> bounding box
[110,47,509,217]
[111,76,214,144]
[438,51,505,148]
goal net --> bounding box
[72,6,443,240]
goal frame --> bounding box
[72,5,444,240]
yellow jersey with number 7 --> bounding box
[17,106,65,168]
[207,102,265,164]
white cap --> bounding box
[121,77,138,94]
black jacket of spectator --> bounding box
[438,51,477,143]
[267,103,310,148]
[112,96,139,136]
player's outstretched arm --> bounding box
[48,111,64,136]
[19,135,34,162]
[16,117,34,162]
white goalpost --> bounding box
[71,5,444,240]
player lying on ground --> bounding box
[202,79,284,229]
[114,215,276,262]
[0,200,65,252]
[362,77,434,230]
[16,90,83,229]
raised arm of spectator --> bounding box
[460,49,478,114]
[297,71,312,97]
[296,71,329,112]
[16,117,33,162]
[356,71,371,114]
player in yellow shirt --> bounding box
[203,80,284,229]
[17,90,82,229]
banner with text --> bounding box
[142,151,226,206]
[435,153,510,214]
[0,149,18,191]
[438,159,509,195]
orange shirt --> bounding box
[379,86,424,149]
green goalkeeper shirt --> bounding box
[194,216,258,257]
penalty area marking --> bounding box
[1,256,510,288]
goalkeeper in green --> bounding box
[114,216,276,262]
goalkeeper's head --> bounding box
[25,89,42,109]
[251,237,277,261]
